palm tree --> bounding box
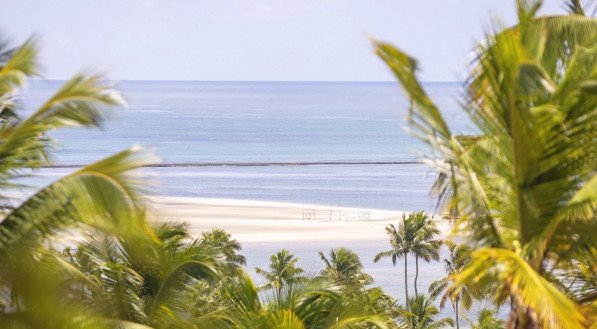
[429,241,475,329]
[374,1,596,327]
[63,235,149,324]
[373,213,418,302]
[410,212,442,297]
[374,215,411,303]
[221,271,389,329]
[397,294,455,329]
[255,249,304,297]
[466,308,505,329]
[200,228,246,271]
[0,36,154,328]
[68,220,224,327]
[319,247,373,290]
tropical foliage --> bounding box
[320,247,373,290]
[2,1,594,328]
[375,0,596,328]
[216,271,389,329]
[396,295,454,329]
[0,33,403,329]
[64,220,227,327]
[374,212,441,302]
[466,308,505,329]
[429,241,476,329]
[0,35,155,328]
[200,228,247,272]
[320,247,401,327]
[255,249,305,295]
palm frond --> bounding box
[0,71,130,194]
[0,147,154,249]
[564,0,592,15]
[454,248,586,329]
[25,73,126,128]
[0,37,38,96]
[146,256,219,317]
[101,262,148,323]
[373,41,451,142]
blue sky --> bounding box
[2,0,566,81]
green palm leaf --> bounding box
[375,3,596,327]
[0,74,126,165]
[0,146,154,249]
[26,73,125,127]
[0,37,38,96]
[453,248,585,329]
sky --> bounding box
[1,0,568,81]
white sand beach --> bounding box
[147,196,454,243]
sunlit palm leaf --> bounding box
[0,37,37,96]
[375,5,596,327]
[453,248,585,329]
[0,71,129,198]
[26,73,125,127]
[0,147,154,249]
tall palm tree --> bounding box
[429,241,475,329]
[374,215,411,303]
[0,36,154,328]
[319,247,373,290]
[373,213,419,302]
[397,294,455,329]
[374,1,596,327]
[410,212,442,297]
[255,249,304,297]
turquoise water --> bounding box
[24,80,469,211]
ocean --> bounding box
[20,81,495,323]
[23,80,470,211]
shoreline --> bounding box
[147,196,455,243]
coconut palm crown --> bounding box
[375,1,596,327]
[374,212,441,302]
[255,249,305,296]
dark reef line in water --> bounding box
[42,160,423,169]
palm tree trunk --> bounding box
[414,255,419,296]
[507,295,517,329]
[404,252,409,303]
[455,298,460,329]
[507,303,540,329]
